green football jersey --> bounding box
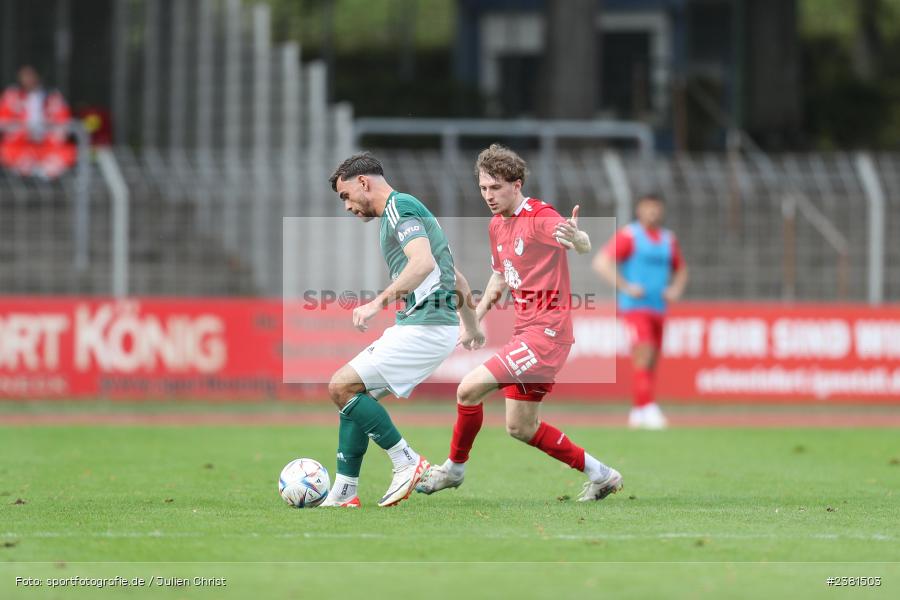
[379,191,458,326]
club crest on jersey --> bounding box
[514,237,524,255]
[502,259,521,289]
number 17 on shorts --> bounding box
[506,342,537,376]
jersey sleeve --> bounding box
[46,91,72,124]
[670,234,684,271]
[532,205,567,247]
[388,196,429,248]
[602,228,634,262]
[0,88,17,123]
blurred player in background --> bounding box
[594,192,688,429]
[417,144,623,502]
[0,65,76,179]
[323,152,483,507]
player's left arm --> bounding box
[552,205,591,254]
[352,237,435,331]
[663,237,689,303]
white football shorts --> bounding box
[348,324,459,398]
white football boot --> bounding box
[627,407,644,429]
[377,455,430,507]
[628,404,668,430]
[640,403,668,430]
[320,495,360,508]
[415,464,465,495]
[577,468,623,502]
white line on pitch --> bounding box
[1,531,894,542]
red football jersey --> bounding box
[489,198,574,344]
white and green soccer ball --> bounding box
[278,458,330,508]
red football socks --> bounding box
[633,367,654,408]
[527,421,586,471]
[448,403,484,463]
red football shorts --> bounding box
[623,311,666,350]
[484,329,573,402]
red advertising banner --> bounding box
[0,298,284,399]
[1,298,899,402]
[570,303,900,403]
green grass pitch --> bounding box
[1,417,898,598]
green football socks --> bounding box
[336,411,368,478]
[340,392,403,450]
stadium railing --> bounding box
[0,142,896,301]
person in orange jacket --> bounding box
[0,65,76,179]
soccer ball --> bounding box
[278,458,330,508]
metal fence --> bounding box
[0,0,895,303]
[1,144,897,302]
[370,148,893,304]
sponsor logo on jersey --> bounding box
[497,244,502,252]
[544,328,557,338]
[514,237,524,255]
[397,224,422,242]
[503,258,521,290]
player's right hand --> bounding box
[624,283,644,299]
[352,301,380,332]
[459,326,486,350]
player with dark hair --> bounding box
[322,152,483,507]
[594,192,688,429]
[417,144,623,502]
